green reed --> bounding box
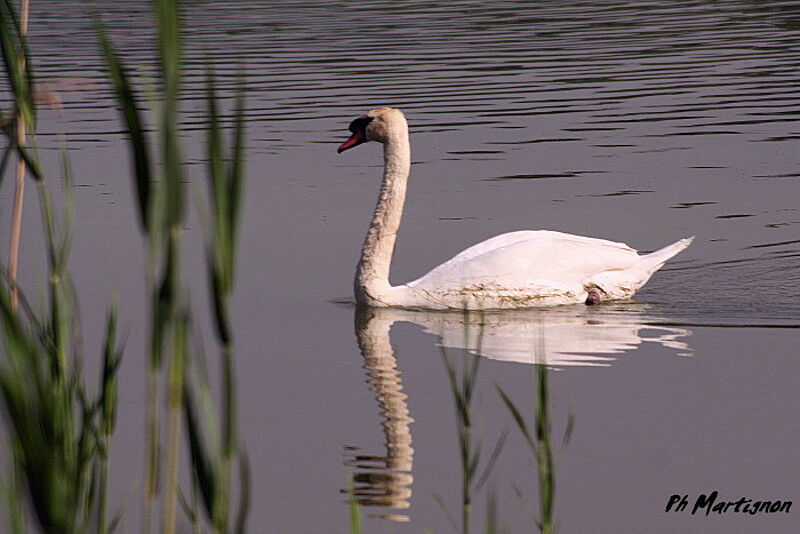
[1,0,249,531]
[2,1,122,531]
[497,336,573,534]
[98,0,249,531]
[0,282,123,533]
[439,313,507,534]
[2,0,32,312]
[347,472,362,534]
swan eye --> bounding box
[348,116,373,134]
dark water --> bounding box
[2,1,799,532]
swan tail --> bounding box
[638,236,694,275]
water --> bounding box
[2,0,799,532]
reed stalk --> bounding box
[348,473,362,534]
[97,300,122,534]
[439,314,506,534]
[6,0,29,312]
[98,1,187,529]
[179,63,248,534]
[0,109,122,534]
[99,1,249,531]
[497,332,571,534]
[163,310,188,534]
[201,62,246,531]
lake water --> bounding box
[2,0,799,532]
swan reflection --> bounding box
[343,307,415,522]
[343,304,692,521]
[379,304,692,367]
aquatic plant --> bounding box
[497,334,573,534]
[1,6,122,531]
[97,0,249,531]
[1,0,34,312]
[438,313,507,534]
[1,0,250,531]
[1,1,122,531]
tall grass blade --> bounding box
[227,76,246,259]
[154,0,184,228]
[0,271,113,533]
[95,21,152,233]
[438,315,506,534]
[347,472,362,534]
[0,144,12,184]
[495,386,538,457]
[183,374,223,529]
[234,451,251,534]
[562,413,574,447]
[97,300,123,533]
[199,57,249,533]
[0,0,36,134]
[163,310,189,534]
[497,352,560,534]
[5,142,41,179]
[1,0,37,312]
[474,428,508,493]
[432,490,458,533]
[1,465,25,534]
[485,490,498,534]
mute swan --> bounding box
[338,107,693,310]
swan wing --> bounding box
[408,231,640,292]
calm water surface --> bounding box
[2,1,799,532]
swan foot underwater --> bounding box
[338,107,693,311]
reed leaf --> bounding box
[347,472,362,534]
[95,21,152,233]
[1,465,25,534]
[183,380,222,527]
[96,301,123,533]
[0,0,35,132]
[234,451,250,534]
[0,0,40,180]
[99,302,122,439]
[201,59,248,531]
[154,0,184,228]
[227,78,246,263]
[163,309,189,534]
[474,428,508,494]
[496,361,557,534]
[8,141,41,179]
[0,282,94,533]
[0,144,12,183]
[495,386,538,459]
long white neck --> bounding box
[355,129,411,306]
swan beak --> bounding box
[337,130,366,153]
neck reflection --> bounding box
[344,306,415,522]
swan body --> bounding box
[338,107,693,310]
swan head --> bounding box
[337,107,407,153]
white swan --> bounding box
[338,107,693,310]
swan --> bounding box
[338,107,693,310]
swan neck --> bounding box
[355,132,411,305]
